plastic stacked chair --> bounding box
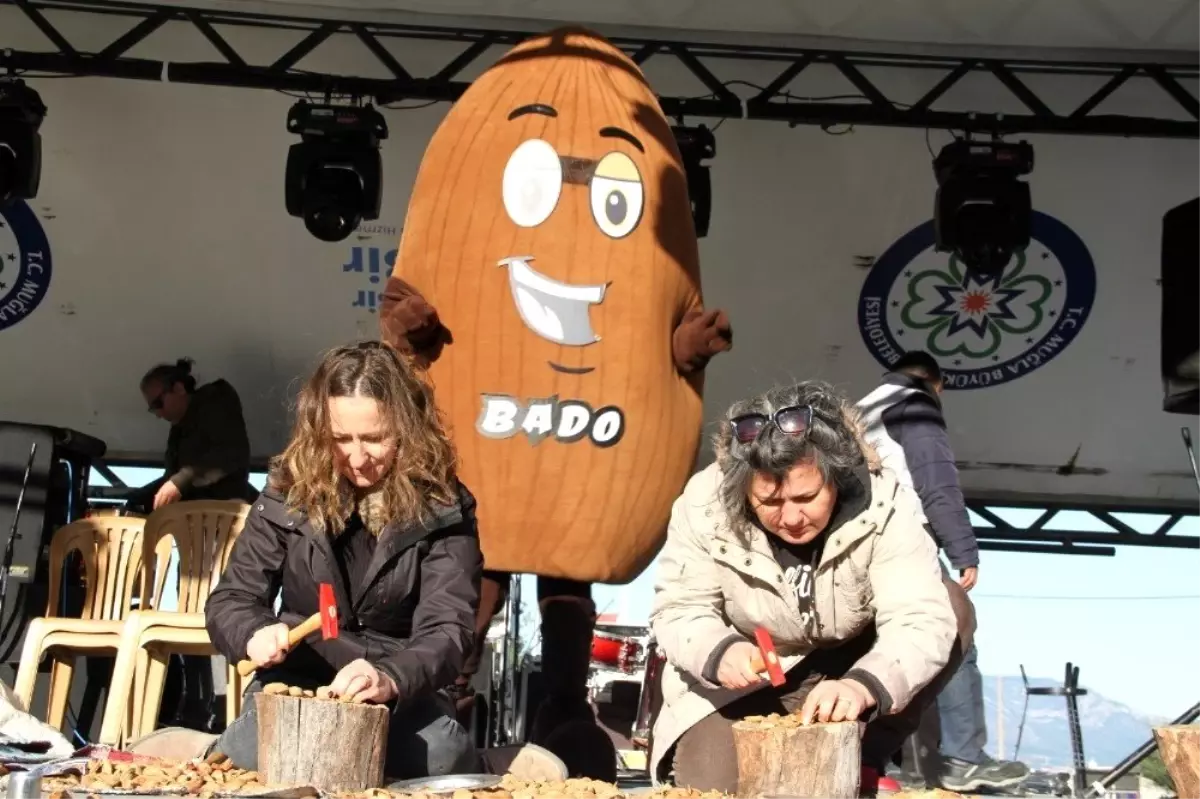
[97,500,250,748]
[12,516,146,732]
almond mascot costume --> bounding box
[379,28,731,777]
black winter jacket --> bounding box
[205,483,483,703]
[857,373,979,569]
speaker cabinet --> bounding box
[0,422,106,663]
[1161,198,1199,415]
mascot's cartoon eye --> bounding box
[589,151,644,239]
[502,139,563,228]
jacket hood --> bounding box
[882,371,942,409]
[841,398,883,473]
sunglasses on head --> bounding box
[729,404,813,444]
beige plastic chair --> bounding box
[12,515,146,731]
[97,500,250,747]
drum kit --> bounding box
[588,628,666,757]
[590,629,645,675]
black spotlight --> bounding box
[0,79,47,208]
[672,123,716,238]
[285,101,388,243]
[933,137,1034,277]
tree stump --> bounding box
[732,715,860,798]
[256,692,389,793]
[1154,725,1200,799]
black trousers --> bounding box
[458,571,591,682]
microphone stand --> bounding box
[0,442,38,616]
[1182,428,1200,498]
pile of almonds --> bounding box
[40,755,272,797]
[262,682,365,703]
[737,712,809,729]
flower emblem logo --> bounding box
[0,199,52,333]
[858,211,1096,390]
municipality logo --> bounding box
[0,200,51,332]
[858,211,1095,390]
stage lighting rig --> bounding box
[285,100,388,243]
[933,137,1034,277]
[0,79,47,207]
[672,123,717,238]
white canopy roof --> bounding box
[150,0,1199,58]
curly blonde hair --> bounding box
[269,341,458,535]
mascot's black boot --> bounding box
[530,595,617,782]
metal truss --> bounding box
[88,456,1199,555]
[1,0,1197,138]
[966,495,1199,557]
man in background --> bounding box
[126,357,258,735]
[128,357,257,511]
[857,350,1030,793]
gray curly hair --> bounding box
[714,381,871,528]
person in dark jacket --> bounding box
[132,358,257,511]
[202,341,483,779]
[857,351,1028,792]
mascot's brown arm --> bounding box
[672,307,733,374]
[379,275,451,367]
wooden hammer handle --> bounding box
[750,649,786,686]
[235,612,322,677]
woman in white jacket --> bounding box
[649,381,975,794]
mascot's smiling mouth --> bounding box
[498,256,608,374]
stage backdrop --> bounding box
[0,8,1196,506]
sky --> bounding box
[96,467,1199,722]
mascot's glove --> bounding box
[672,308,733,374]
[380,276,451,365]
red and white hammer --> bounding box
[236,583,339,677]
[748,626,787,687]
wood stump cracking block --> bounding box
[732,714,860,798]
[256,691,389,793]
[1154,725,1200,799]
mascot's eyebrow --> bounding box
[508,103,558,120]
[599,126,644,153]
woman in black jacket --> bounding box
[203,341,483,779]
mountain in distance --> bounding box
[980,675,1163,770]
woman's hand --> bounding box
[716,641,766,690]
[329,659,399,704]
[799,678,876,724]
[246,623,290,669]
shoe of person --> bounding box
[891,767,928,791]
[480,743,568,781]
[940,755,1030,791]
[541,719,618,783]
[860,766,902,797]
[125,727,218,761]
